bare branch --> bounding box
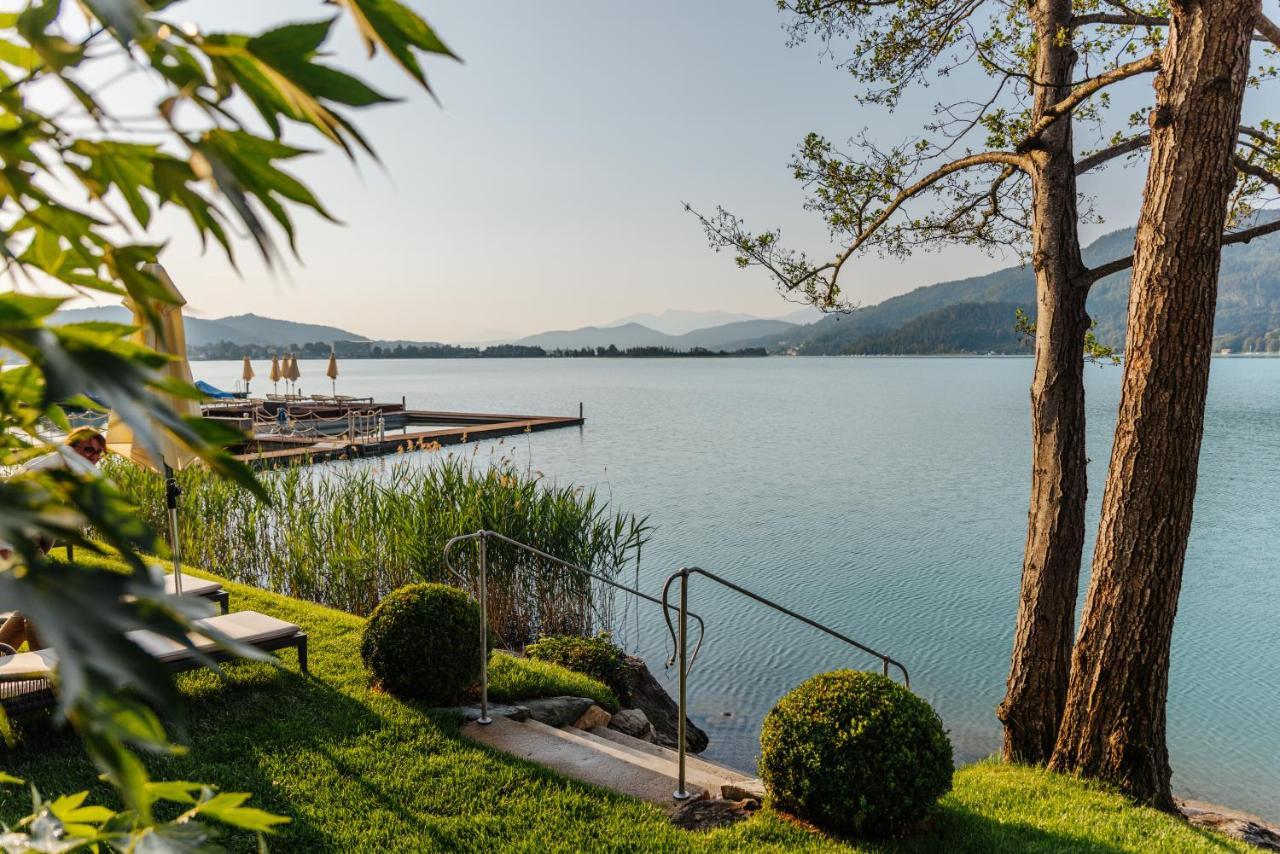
[1021,52,1161,151]
[1072,12,1167,28]
[1257,14,1280,51]
[1076,133,1151,173]
[1086,217,1280,283]
[823,150,1029,275]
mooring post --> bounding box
[673,570,691,800]
[579,401,583,420]
[478,532,492,725]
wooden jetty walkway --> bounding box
[228,405,584,468]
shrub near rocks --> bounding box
[361,583,482,703]
[525,632,626,695]
[759,670,953,839]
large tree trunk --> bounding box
[997,0,1091,765]
[1049,0,1258,809]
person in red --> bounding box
[0,427,107,652]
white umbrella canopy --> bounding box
[104,263,201,594]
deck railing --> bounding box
[442,529,705,724]
[660,567,909,800]
[441,532,908,804]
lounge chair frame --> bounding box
[0,629,307,716]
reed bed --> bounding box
[101,452,650,645]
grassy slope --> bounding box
[0,562,1250,853]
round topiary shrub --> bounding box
[525,632,626,695]
[361,583,482,703]
[759,669,952,838]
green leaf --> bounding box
[334,0,458,93]
[196,792,290,833]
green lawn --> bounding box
[0,560,1251,853]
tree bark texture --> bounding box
[1049,0,1259,809]
[997,0,1092,765]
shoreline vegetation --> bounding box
[100,452,649,641]
[189,341,768,360]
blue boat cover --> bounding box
[195,380,236,399]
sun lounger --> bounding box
[0,611,307,714]
[164,574,230,614]
[2,575,228,621]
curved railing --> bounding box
[661,566,909,800]
[442,530,706,724]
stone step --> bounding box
[585,725,761,793]
[564,725,763,800]
[462,716,707,811]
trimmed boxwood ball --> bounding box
[361,583,482,702]
[759,669,952,838]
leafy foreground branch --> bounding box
[0,775,285,852]
[0,0,454,845]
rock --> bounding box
[522,696,595,728]
[436,703,529,722]
[670,799,758,832]
[573,704,612,730]
[618,655,709,753]
[608,708,655,741]
[1179,800,1280,851]
[721,779,766,802]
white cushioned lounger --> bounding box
[0,611,307,715]
[163,574,231,612]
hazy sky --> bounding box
[38,1,1270,342]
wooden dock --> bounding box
[234,408,584,468]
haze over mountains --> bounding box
[50,218,1280,356]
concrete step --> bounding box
[584,726,759,787]
[462,716,707,811]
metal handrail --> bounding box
[442,529,706,725]
[661,566,909,800]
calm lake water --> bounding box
[201,356,1280,820]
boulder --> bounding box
[522,696,595,728]
[608,708,655,741]
[670,798,758,832]
[1179,800,1280,852]
[618,655,709,753]
[573,704,612,730]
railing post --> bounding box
[673,569,691,800]
[478,531,492,725]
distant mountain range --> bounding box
[512,318,800,351]
[50,308,372,349]
[605,307,819,335]
[47,219,1280,358]
[743,212,1280,355]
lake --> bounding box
[198,356,1280,820]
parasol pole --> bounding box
[165,464,183,596]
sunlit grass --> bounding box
[0,558,1251,853]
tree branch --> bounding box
[1086,219,1280,283]
[1020,52,1161,151]
[825,150,1029,278]
[1071,12,1167,27]
[1074,6,1280,50]
[1257,13,1280,51]
[1076,133,1151,173]
[1234,155,1280,192]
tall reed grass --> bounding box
[101,452,650,645]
